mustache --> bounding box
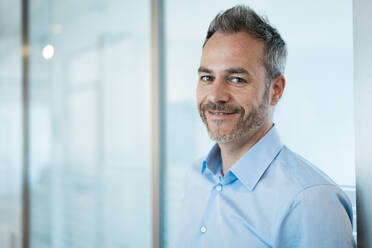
[200,101,243,114]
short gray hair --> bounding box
[204,5,287,80]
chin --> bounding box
[208,129,241,144]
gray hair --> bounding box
[203,5,287,80]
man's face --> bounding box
[197,31,272,144]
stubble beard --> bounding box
[199,91,270,144]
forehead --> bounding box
[200,31,265,71]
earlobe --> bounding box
[270,75,285,106]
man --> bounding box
[175,5,355,248]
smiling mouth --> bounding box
[207,110,239,119]
[208,111,235,115]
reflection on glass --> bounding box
[0,0,22,247]
[164,0,356,245]
[29,1,151,247]
[42,45,54,60]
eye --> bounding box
[200,75,213,82]
[230,77,247,84]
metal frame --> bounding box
[21,0,30,247]
[151,0,166,247]
[354,0,372,247]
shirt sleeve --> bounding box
[274,185,355,248]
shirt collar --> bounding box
[202,125,283,191]
[201,143,221,175]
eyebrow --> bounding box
[198,66,252,77]
[225,67,251,75]
[198,66,213,74]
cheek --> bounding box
[235,93,259,112]
[196,84,205,106]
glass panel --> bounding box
[0,0,23,247]
[164,0,356,245]
[28,1,151,248]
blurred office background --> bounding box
[0,0,358,248]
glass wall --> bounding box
[28,0,151,247]
[0,0,357,247]
[0,0,23,247]
[164,0,356,245]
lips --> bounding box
[208,110,236,115]
[206,110,239,120]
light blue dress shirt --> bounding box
[175,126,355,248]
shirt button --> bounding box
[200,226,207,233]
[216,185,222,192]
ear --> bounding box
[270,74,285,106]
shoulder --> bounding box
[273,145,337,189]
[272,183,355,247]
[272,145,353,209]
[269,148,354,246]
[260,145,341,208]
[264,145,353,221]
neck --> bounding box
[219,122,273,177]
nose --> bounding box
[207,78,230,103]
